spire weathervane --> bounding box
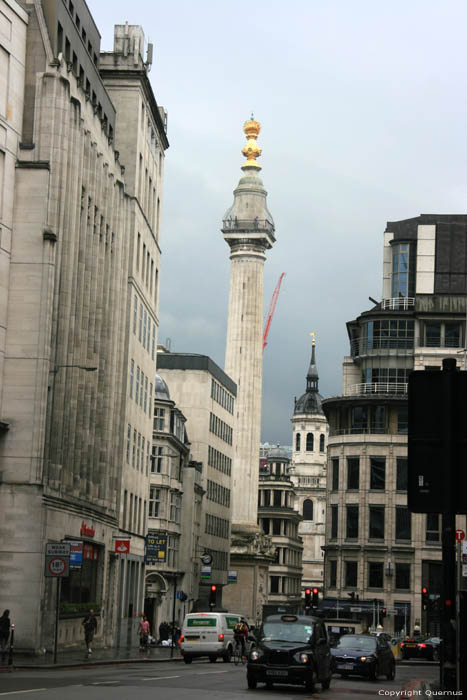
[242,117,262,171]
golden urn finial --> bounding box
[241,116,262,170]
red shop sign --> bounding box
[115,539,130,554]
[80,521,95,537]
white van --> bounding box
[180,612,242,663]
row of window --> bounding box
[150,445,183,481]
[330,504,411,541]
[122,489,147,535]
[331,456,407,491]
[67,1,99,65]
[270,575,301,595]
[260,518,299,538]
[133,295,157,359]
[273,547,301,567]
[259,489,292,508]
[138,153,161,236]
[361,319,463,351]
[126,424,150,473]
[209,412,233,445]
[334,405,408,436]
[208,445,232,476]
[206,479,231,508]
[295,432,325,452]
[148,486,181,524]
[136,234,159,299]
[329,559,411,591]
[361,368,410,385]
[205,513,230,539]
[129,360,153,415]
[211,379,234,414]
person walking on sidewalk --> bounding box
[82,609,97,656]
[139,615,150,650]
[0,610,10,662]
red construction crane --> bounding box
[263,272,285,352]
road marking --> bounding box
[0,691,47,697]
[195,670,232,675]
[141,675,181,680]
[91,681,119,685]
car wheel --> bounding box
[209,655,217,663]
[223,648,232,663]
[321,675,332,690]
[386,661,395,681]
[184,657,193,664]
[247,676,257,690]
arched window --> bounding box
[296,432,301,451]
[306,432,314,451]
[303,499,313,520]
[320,434,325,452]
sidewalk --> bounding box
[0,644,183,670]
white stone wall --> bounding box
[415,225,436,295]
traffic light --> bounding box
[312,587,319,608]
[381,608,387,619]
[422,586,429,611]
[304,588,311,610]
[209,584,217,609]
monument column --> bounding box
[222,118,276,620]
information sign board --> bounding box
[45,555,70,577]
[46,543,71,557]
[145,534,167,564]
[62,540,83,569]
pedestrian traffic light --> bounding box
[312,587,319,608]
[381,608,387,618]
[422,586,429,611]
[304,588,311,610]
[209,584,217,609]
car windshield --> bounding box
[336,636,376,652]
[260,621,314,644]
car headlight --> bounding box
[359,656,374,663]
[250,650,261,661]
[293,652,309,664]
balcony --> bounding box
[259,473,293,483]
[222,218,275,234]
[381,297,415,310]
[346,382,407,396]
[351,337,414,357]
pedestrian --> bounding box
[159,620,169,643]
[0,610,10,662]
[82,608,97,656]
[139,615,150,649]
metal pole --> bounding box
[372,600,375,631]
[7,624,15,669]
[456,541,461,691]
[53,577,61,664]
[171,575,177,659]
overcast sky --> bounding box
[90,0,467,445]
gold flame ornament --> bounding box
[242,117,262,170]
[310,331,316,345]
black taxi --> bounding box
[246,614,332,692]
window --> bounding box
[144,376,148,413]
[149,487,160,517]
[369,506,385,539]
[140,371,144,408]
[368,562,384,588]
[306,432,314,451]
[152,324,156,361]
[424,321,462,348]
[396,457,408,490]
[331,504,338,539]
[133,295,137,334]
[329,560,337,588]
[351,406,367,432]
[154,408,165,431]
[397,406,408,434]
[365,319,414,351]
[262,518,270,535]
[303,499,313,520]
[270,576,280,594]
[320,434,325,451]
[170,492,181,523]
[295,432,301,451]
[143,309,147,348]
[395,563,410,590]
[135,367,140,405]
[152,446,164,473]
[391,242,414,297]
[395,507,411,540]
[272,519,281,535]
[426,513,441,542]
[132,429,136,467]
[370,457,385,489]
[331,458,339,491]
[345,561,358,587]
[347,457,359,489]
[346,505,359,538]
[126,424,131,463]
[129,360,134,398]
[273,490,281,507]
[139,303,143,341]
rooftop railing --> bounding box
[222,218,275,234]
[381,297,415,310]
[346,382,408,396]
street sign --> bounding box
[201,565,212,580]
[62,540,83,569]
[455,529,465,543]
[228,570,237,584]
[350,607,362,612]
[386,609,398,615]
[45,555,70,577]
[46,543,71,556]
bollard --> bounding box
[8,624,15,670]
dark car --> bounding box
[331,634,395,681]
[246,614,332,692]
[401,636,440,661]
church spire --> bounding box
[306,333,319,393]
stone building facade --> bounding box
[258,447,303,616]
[290,340,328,595]
[0,1,167,651]
[156,351,235,610]
[323,214,467,636]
